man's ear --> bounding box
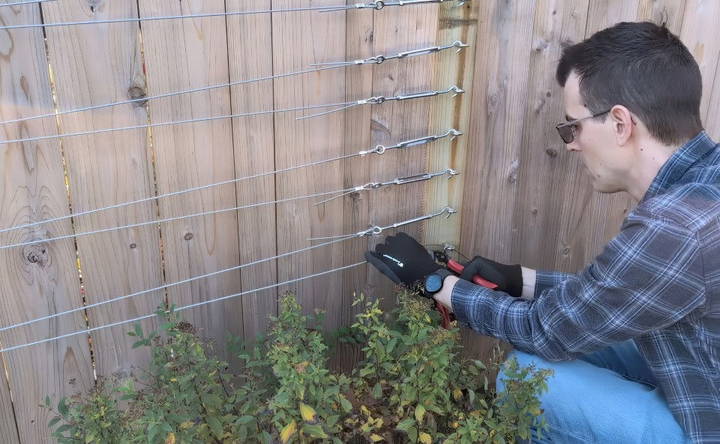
[610,105,634,145]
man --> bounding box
[366,22,719,443]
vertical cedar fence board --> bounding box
[138,0,243,363]
[0,4,93,443]
[226,0,279,354]
[42,0,164,387]
[0,1,719,440]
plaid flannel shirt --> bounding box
[452,131,720,442]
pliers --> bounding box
[431,248,498,328]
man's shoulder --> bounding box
[636,181,720,233]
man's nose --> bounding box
[565,141,581,152]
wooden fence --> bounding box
[0,0,719,441]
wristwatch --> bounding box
[424,268,453,296]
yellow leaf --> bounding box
[415,404,426,423]
[419,432,432,444]
[165,433,176,444]
[370,433,384,442]
[180,420,194,430]
[280,420,297,444]
[299,402,317,422]
[453,388,463,401]
[360,405,371,417]
[169,378,177,383]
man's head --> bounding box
[555,21,703,196]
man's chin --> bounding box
[591,181,624,194]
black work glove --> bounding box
[460,256,523,297]
[364,232,442,290]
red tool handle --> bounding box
[447,259,499,290]
[435,302,455,329]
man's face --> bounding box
[562,72,630,193]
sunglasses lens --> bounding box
[556,125,574,144]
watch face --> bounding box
[425,273,443,293]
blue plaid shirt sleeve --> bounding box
[451,208,706,361]
[534,270,574,299]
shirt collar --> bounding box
[642,131,717,202]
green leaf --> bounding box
[339,396,353,412]
[133,322,143,338]
[396,418,415,432]
[302,423,328,439]
[359,367,374,377]
[236,415,255,425]
[407,426,418,443]
[207,416,224,439]
[57,398,68,416]
[326,415,339,428]
[44,395,51,408]
[55,424,72,435]
[372,382,383,399]
[48,416,62,428]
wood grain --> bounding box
[271,0,346,330]
[138,0,241,361]
[42,0,164,382]
[459,0,536,264]
[0,4,94,442]
[226,0,278,346]
[425,1,479,247]
[338,1,376,372]
[679,0,720,130]
[365,4,440,313]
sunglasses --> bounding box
[555,109,611,144]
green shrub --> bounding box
[46,292,551,443]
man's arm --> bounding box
[436,210,706,361]
[533,270,573,298]
[435,266,536,308]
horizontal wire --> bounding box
[0,65,339,126]
[0,0,465,31]
[0,187,358,250]
[0,100,354,145]
[0,129,460,235]
[0,167,451,250]
[0,205,455,341]
[0,261,367,354]
[0,0,54,7]
[1,84,461,145]
[0,236,352,332]
[0,5,359,31]
[0,41,467,127]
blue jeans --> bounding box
[497,341,690,443]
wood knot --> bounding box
[507,159,519,184]
[533,38,549,52]
[23,245,48,267]
[369,118,390,136]
[129,243,137,249]
[87,0,103,13]
[128,86,148,107]
[184,232,194,241]
[545,148,558,158]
